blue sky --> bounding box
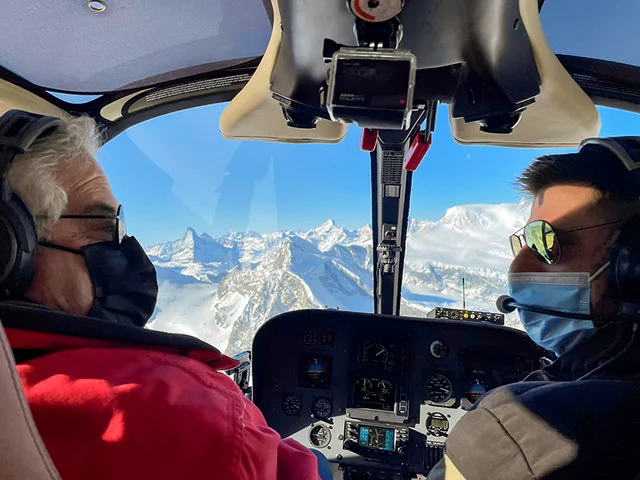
[98,106,640,247]
[95,0,640,247]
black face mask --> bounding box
[39,236,158,327]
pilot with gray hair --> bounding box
[0,109,331,480]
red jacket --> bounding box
[3,304,321,480]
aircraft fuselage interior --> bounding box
[4,0,640,478]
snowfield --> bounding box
[146,203,529,356]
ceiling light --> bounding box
[87,1,107,13]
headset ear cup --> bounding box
[0,193,37,298]
[610,219,640,302]
[0,215,18,285]
[0,110,60,298]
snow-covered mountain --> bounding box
[145,202,529,356]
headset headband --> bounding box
[579,137,640,200]
[0,110,61,187]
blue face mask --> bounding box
[508,265,608,356]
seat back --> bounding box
[0,320,60,480]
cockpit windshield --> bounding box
[98,104,640,356]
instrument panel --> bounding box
[252,309,541,479]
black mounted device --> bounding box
[271,0,541,133]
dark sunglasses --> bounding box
[509,219,621,265]
[58,204,126,244]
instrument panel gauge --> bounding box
[363,342,389,365]
[306,358,327,379]
[311,397,333,420]
[282,393,302,416]
[299,355,332,389]
[426,412,450,437]
[429,340,449,359]
[425,374,454,404]
[377,379,393,393]
[309,425,331,448]
[356,377,373,391]
[466,379,489,403]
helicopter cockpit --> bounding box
[2,0,640,479]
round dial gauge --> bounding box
[311,397,333,420]
[377,379,393,393]
[356,377,373,392]
[466,379,488,403]
[309,425,331,448]
[429,340,449,359]
[282,394,302,416]
[425,374,454,404]
[364,343,389,365]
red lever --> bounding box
[404,131,432,171]
[361,128,378,152]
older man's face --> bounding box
[25,156,119,316]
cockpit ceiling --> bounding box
[0,0,272,92]
[0,0,638,95]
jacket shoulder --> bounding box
[19,348,285,480]
[445,380,640,480]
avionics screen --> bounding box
[358,426,395,452]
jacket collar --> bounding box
[542,320,640,380]
[0,301,239,371]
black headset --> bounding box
[0,110,61,298]
[579,137,640,316]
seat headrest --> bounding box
[0,320,60,479]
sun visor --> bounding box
[450,0,601,148]
[219,0,346,143]
[0,80,65,119]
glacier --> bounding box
[145,202,530,356]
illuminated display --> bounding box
[358,426,395,452]
[299,355,332,389]
[429,418,448,429]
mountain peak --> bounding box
[183,227,198,241]
[317,219,338,232]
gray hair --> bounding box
[5,115,103,239]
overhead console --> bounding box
[221,0,599,146]
[271,0,542,133]
[252,309,542,479]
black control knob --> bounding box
[344,440,356,450]
[397,446,407,456]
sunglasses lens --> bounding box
[509,235,522,258]
[117,205,126,243]
[523,220,560,264]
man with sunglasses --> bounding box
[429,138,640,480]
[0,111,329,480]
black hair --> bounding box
[517,145,640,219]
